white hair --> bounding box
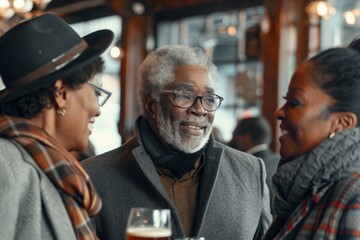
[137,45,218,115]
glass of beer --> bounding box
[126,207,171,240]
[174,238,205,240]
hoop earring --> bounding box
[329,132,336,138]
[56,107,67,117]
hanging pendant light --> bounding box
[13,0,33,14]
[0,0,15,19]
[0,0,52,19]
[305,1,336,19]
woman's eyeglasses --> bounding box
[87,81,112,106]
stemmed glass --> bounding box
[126,207,172,240]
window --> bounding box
[156,7,264,141]
[71,15,122,154]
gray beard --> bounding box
[156,107,211,154]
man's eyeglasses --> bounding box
[87,81,112,106]
[160,89,224,112]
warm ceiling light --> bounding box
[13,0,33,14]
[227,25,237,36]
[343,9,360,26]
[132,1,145,15]
[344,11,356,25]
[0,0,15,19]
[0,0,52,20]
[305,1,336,19]
[110,45,123,59]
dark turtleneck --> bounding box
[138,117,206,179]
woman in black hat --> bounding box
[0,13,113,240]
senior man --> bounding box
[82,45,271,240]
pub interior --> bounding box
[0,0,359,154]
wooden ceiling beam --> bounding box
[48,0,107,16]
[109,0,262,18]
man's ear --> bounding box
[53,79,67,107]
[332,112,357,132]
[144,95,157,119]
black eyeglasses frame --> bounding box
[87,81,112,106]
[159,89,224,112]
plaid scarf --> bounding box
[263,127,360,239]
[0,115,101,240]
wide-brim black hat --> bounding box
[0,12,114,104]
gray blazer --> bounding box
[81,135,272,240]
[0,138,76,240]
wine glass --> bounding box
[126,207,172,240]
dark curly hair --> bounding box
[1,57,104,118]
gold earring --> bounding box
[329,132,336,138]
[56,107,67,117]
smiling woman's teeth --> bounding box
[188,125,201,130]
[88,123,93,131]
[281,130,289,136]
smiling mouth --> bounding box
[280,129,289,136]
[187,124,203,130]
[181,122,206,135]
[88,123,94,132]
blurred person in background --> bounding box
[211,126,226,143]
[229,116,279,216]
[263,46,360,239]
[0,13,113,240]
[81,45,271,240]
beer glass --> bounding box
[174,238,205,240]
[126,207,171,240]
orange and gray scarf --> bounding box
[0,115,101,240]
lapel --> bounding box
[193,140,224,235]
[131,141,190,237]
[132,135,225,235]
[132,143,177,209]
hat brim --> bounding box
[0,29,114,104]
